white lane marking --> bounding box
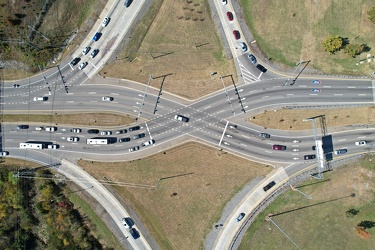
[89,92,96,94]
[323,86,331,88]
[310,94,318,96]
[287,94,294,96]
[299,85,307,87]
[348,86,356,88]
[111,93,119,95]
[262,96,269,99]
[204,106,211,109]
[338,139,346,141]
[358,136,366,138]
[334,94,343,96]
[358,94,366,96]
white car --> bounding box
[238,42,247,52]
[67,137,79,142]
[0,151,9,156]
[82,46,91,55]
[33,96,48,101]
[222,0,227,5]
[121,217,134,229]
[100,131,112,135]
[102,17,110,27]
[142,139,155,147]
[355,141,367,146]
[102,96,114,102]
[78,62,88,70]
[70,128,82,133]
[45,126,57,132]
[47,144,58,149]
[174,114,189,122]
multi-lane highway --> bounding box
[2,0,375,249]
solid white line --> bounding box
[219,121,229,146]
[358,136,366,138]
[358,94,366,96]
[338,139,346,141]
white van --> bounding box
[45,126,57,132]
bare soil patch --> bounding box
[79,142,271,250]
[239,154,375,249]
[250,107,375,130]
[3,113,135,127]
[103,0,236,100]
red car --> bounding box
[272,145,287,150]
[227,11,233,21]
[233,30,240,40]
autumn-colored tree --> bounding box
[321,35,343,54]
[355,226,371,239]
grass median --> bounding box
[3,113,135,127]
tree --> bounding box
[344,44,365,57]
[321,35,343,54]
[346,208,360,218]
[368,6,375,24]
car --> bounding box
[129,146,140,152]
[128,126,140,132]
[334,149,347,155]
[78,62,88,70]
[121,217,134,229]
[129,228,140,239]
[102,17,110,27]
[355,141,367,146]
[226,11,233,21]
[45,126,57,132]
[101,131,112,135]
[263,181,276,192]
[142,139,155,147]
[70,57,81,66]
[312,145,316,150]
[67,137,79,142]
[47,144,58,149]
[102,96,114,102]
[238,42,247,52]
[82,46,91,55]
[33,96,48,101]
[70,128,82,133]
[87,129,100,134]
[222,0,227,5]
[236,213,245,222]
[90,49,99,58]
[233,30,240,40]
[175,114,189,122]
[119,137,131,143]
[304,154,316,160]
[256,64,267,73]
[133,133,145,140]
[116,129,127,134]
[0,151,9,156]
[259,133,270,139]
[229,125,237,129]
[272,145,286,150]
[124,0,132,7]
[248,54,257,64]
[13,84,20,88]
[312,80,321,84]
[35,126,44,131]
[17,125,29,129]
[311,88,321,93]
[92,32,101,42]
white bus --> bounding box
[86,138,109,145]
[20,142,45,149]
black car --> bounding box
[124,0,132,7]
[87,129,100,134]
[129,228,140,239]
[90,49,99,58]
[70,57,81,66]
[17,125,29,129]
[263,181,276,192]
[304,154,316,160]
[256,64,267,73]
[129,126,140,132]
[119,138,131,143]
[133,133,145,140]
[236,213,245,222]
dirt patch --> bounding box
[103,0,236,100]
[79,142,271,250]
[250,107,375,130]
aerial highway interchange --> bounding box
[2,0,375,249]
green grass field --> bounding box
[239,154,375,249]
[241,0,375,75]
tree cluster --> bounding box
[321,35,367,58]
[0,166,107,249]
